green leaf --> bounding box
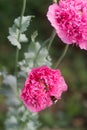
[7,35,21,49]
[14,16,33,33]
[31,31,38,42]
[3,75,17,95]
[7,15,33,49]
[19,34,28,42]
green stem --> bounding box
[15,48,19,77]
[54,44,69,69]
[15,0,27,78]
[33,38,50,67]
[48,30,56,52]
[33,31,56,67]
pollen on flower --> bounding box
[47,0,87,50]
[20,66,68,112]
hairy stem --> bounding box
[54,44,69,69]
[33,30,56,67]
[33,38,50,67]
[48,30,56,52]
[15,0,26,78]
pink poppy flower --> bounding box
[20,66,67,112]
[47,0,87,50]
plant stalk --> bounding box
[15,0,27,78]
[48,30,56,52]
[54,44,69,69]
[33,30,56,67]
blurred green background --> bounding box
[0,0,87,130]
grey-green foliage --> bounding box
[5,101,39,130]
[6,13,52,130]
[3,75,17,96]
[7,16,32,49]
[2,74,39,130]
[18,31,52,76]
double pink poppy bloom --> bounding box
[47,0,87,50]
[20,66,67,112]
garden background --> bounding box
[0,0,87,130]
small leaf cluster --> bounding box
[7,16,32,49]
[18,31,52,76]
